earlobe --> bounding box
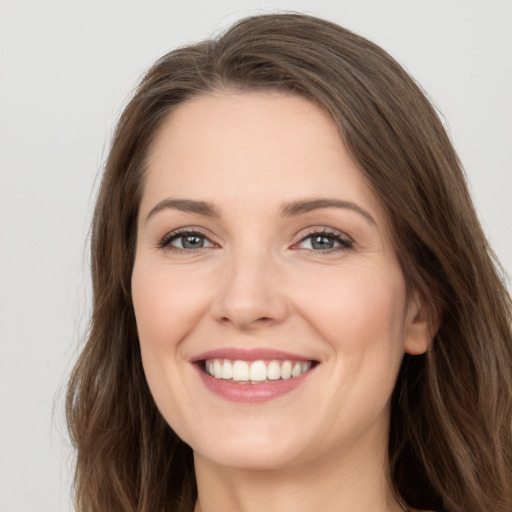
[404,292,438,355]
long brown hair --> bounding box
[66,13,512,512]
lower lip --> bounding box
[195,365,314,403]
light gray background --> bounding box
[1,1,511,511]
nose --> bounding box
[210,246,290,331]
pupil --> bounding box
[312,235,333,250]
[183,235,203,249]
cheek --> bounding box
[131,258,217,439]
[294,264,408,436]
[131,259,213,410]
[293,262,408,370]
[131,259,213,352]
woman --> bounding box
[66,13,512,512]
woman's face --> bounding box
[132,91,429,471]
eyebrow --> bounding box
[146,198,221,222]
[280,198,376,225]
[145,197,375,225]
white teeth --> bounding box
[281,360,292,380]
[222,360,233,379]
[249,360,267,382]
[267,360,281,380]
[205,358,313,382]
[232,360,249,381]
[291,362,302,378]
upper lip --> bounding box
[190,347,317,363]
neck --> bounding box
[193,430,405,512]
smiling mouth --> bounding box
[200,358,317,384]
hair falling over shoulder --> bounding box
[66,13,512,512]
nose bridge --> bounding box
[212,240,288,329]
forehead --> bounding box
[142,91,385,224]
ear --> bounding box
[404,291,438,355]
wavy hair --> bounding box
[66,13,512,512]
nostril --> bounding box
[220,315,273,324]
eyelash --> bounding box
[295,228,353,255]
[157,227,353,255]
[158,228,214,254]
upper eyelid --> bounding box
[162,226,212,238]
[297,226,353,242]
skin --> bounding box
[131,91,431,512]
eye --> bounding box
[295,230,353,253]
[159,229,215,251]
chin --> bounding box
[190,425,308,472]
[199,447,302,473]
